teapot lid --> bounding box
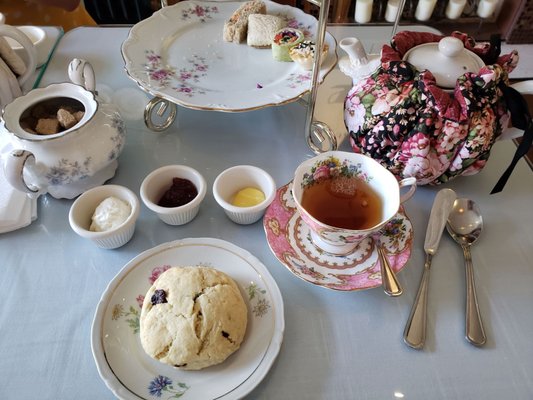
[403,36,485,89]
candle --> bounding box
[477,0,498,18]
[415,0,437,21]
[385,0,400,22]
[355,0,374,23]
[445,0,466,19]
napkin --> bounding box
[0,133,38,234]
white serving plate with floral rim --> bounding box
[91,238,284,399]
[121,0,337,112]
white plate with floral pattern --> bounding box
[121,0,337,112]
[91,238,284,399]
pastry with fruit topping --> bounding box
[289,40,329,70]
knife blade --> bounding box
[403,188,457,349]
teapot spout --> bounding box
[338,37,381,85]
[339,37,369,66]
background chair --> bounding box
[84,0,154,24]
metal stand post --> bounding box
[303,0,337,154]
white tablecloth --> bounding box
[1,26,532,400]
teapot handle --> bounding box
[0,25,37,86]
[499,80,533,141]
[3,150,43,195]
[68,58,96,93]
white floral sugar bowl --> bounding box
[1,59,126,199]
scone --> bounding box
[223,0,266,43]
[140,266,248,370]
[247,14,285,48]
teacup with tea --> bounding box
[292,151,416,255]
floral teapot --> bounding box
[1,59,126,199]
[339,31,533,192]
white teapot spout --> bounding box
[339,37,369,66]
[338,37,381,85]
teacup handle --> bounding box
[498,80,533,141]
[399,177,417,203]
[3,149,42,195]
[68,58,96,93]
[0,25,37,86]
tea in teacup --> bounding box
[292,151,416,255]
[301,175,383,230]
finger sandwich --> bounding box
[223,0,266,43]
[247,14,285,48]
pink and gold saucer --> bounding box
[263,182,414,291]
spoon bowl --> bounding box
[446,198,486,346]
[446,199,483,245]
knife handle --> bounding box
[403,253,432,349]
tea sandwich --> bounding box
[223,0,266,43]
[247,14,285,48]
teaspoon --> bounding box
[446,198,487,346]
[376,242,402,297]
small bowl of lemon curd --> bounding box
[213,165,276,225]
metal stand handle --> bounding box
[144,97,178,132]
[303,0,337,154]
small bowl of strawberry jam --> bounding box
[140,165,206,225]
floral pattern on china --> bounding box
[92,238,284,400]
[263,183,414,291]
[298,155,372,245]
[1,59,126,199]
[121,0,337,111]
[301,156,371,188]
[111,263,271,397]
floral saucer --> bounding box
[263,183,414,291]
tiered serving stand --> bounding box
[133,0,341,153]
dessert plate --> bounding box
[92,238,284,399]
[263,183,414,291]
[122,0,337,112]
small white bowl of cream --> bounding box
[69,185,140,249]
[213,165,276,225]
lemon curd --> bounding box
[231,187,266,207]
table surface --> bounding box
[1,25,533,400]
[21,26,63,92]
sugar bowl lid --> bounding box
[403,36,485,89]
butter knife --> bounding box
[403,188,457,349]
